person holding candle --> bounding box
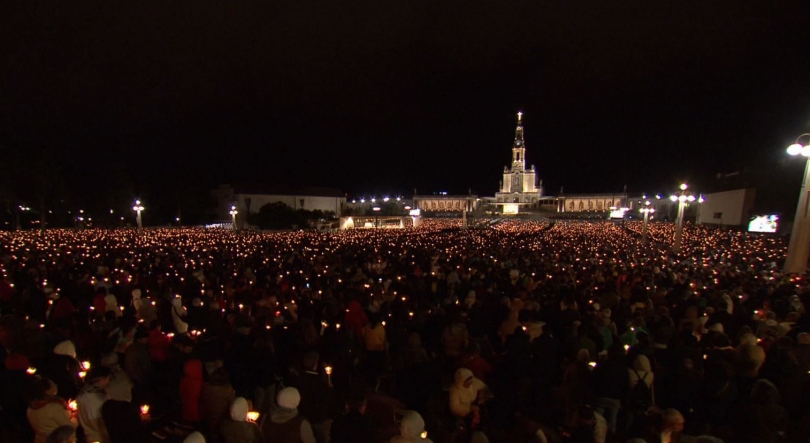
[260,387,316,443]
[26,377,77,443]
[294,352,333,443]
[2,352,34,440]
[100,399,151,443]
[76,367,112,443]
[219,397,263,443]
[389,410,433,443]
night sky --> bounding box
[2,1,810,220]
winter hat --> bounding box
[183,431,206,443]
[276,387,301,409]
[230,397,248,422]
[400,410,426,439]
[53,340,77,359]
[4,353,30,371]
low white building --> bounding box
[212,184,345,223]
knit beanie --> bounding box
[230,397,248,422]
[183,431,206,443]
[53,340,77,359]
[276,387,301,409]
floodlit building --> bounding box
[212,183,345,222]
[494,112,544,214]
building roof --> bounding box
[227,183,345,197]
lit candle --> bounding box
[79,371,86,379]
[325,365,332,384]
[68,400,78,411]
[246,411,259,422]
[27,367,36,375]
[421,431,428,439]
[81,361,91,370]
[140,404,150,415]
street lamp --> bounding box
[784,133,810,274]
[229,206,238,231]
[639,200,655,245]
[669,184,696,254]
[132,200,145,232]
[372,206,381,229]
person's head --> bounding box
[183,431,206,443]
[346,391,368,414]
[303,351,319,371]
[400,410,426,439]
[46,425,76,443]
[25,376,57,403]
[209,367,229,385]
[661,408,685,434]
[454,368,474,388]
[85,367,112,388]
[276,387,301,410]
[229,397,248,422]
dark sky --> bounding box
[3,1,810,208]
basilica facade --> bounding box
[494,112,543,214]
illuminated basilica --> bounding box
[494,112,544,214]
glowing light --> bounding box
[140,405,150,415]
[788,143,803,156]
[246,411,259,422]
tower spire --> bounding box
[512,111,526,171]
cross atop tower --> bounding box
[517,111,523,122]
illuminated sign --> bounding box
[409,209,421,217]
[609,207,629,219]
[748,215,778,233]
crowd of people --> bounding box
[0,218,807,443]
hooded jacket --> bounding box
[449,368,486,418]
[27,398,76,443]
[180,359,204,422]
[390,411,433,443]
[77,383,110,443]
[628,355,654,389]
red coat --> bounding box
[179,359,203,422]
[147,329,170,362]
[344,300,368,339]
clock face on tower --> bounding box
[516,141,522,146]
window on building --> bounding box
[713,212,723,219]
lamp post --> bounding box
[132,200,144,232]
[229,206,238,231]
[669,184,697,254]
[372,206,381,229]
[639,200,655,245]
[784,133,810,274]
